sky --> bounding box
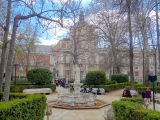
[39,0,91,45]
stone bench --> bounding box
[23,88,52,94]
[120,90,138,98]
[130,90,138,97]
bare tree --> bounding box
[3,0,82,101]
[87,0,129,76]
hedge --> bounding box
[0,93,46,120]
[4,84,56,93]
[136,86,160,94]
[111,74,129,83]
[112,99,160,120]
[86,82,131,92]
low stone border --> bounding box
[49,99,110,110]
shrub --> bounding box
[112,99,160,120]
[0,93,46,120]
[111,74,129,83]
[27,68,52,84]
[85,70,106,85]
[105,80,117,85]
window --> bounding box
[150,67,153,70]
[19,71,23,77]
[66,41,70,48]
[80,71,83,79]
[78,59,81,64]
[59,54,63,62]
[135,71,139,77]
[53,68,56,73]
[134,57,138,64]
[90,58,94,64]
[157,58,159,65]
[150,57,153,64]
[135,67,138,69]
[30,58,34,65]
[39,60,44,66]
[66,55,70,63]
[100,56,104,61]
[65,70,70,76]
[19,67,23,76]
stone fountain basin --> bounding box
[49,99,110,110]
[57,92,97,107]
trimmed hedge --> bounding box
[0,93,46,120]
[112,99,160,120]
[85,82,142,92]
[8,84,56,93]
[111,74,129,83]
[86,82,131,92]
[85,70,106,85]
[136,86,160,94]
[105,80,117,85]
[27,68,52,84]
[120,98,144,103]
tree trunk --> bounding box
[0,0,11,92]
[3,16,19,101]
[141,27,150,86]
[127,0,135,90]
[156,0,160,84]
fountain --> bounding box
[57,65,97,107]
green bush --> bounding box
[0,93,46,120]
[27,68,52,84]
[112,99,160,120]
[85,70,106,85]
[111,74,129,83]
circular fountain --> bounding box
[57,65,97,107]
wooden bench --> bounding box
[23,88,52,94]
